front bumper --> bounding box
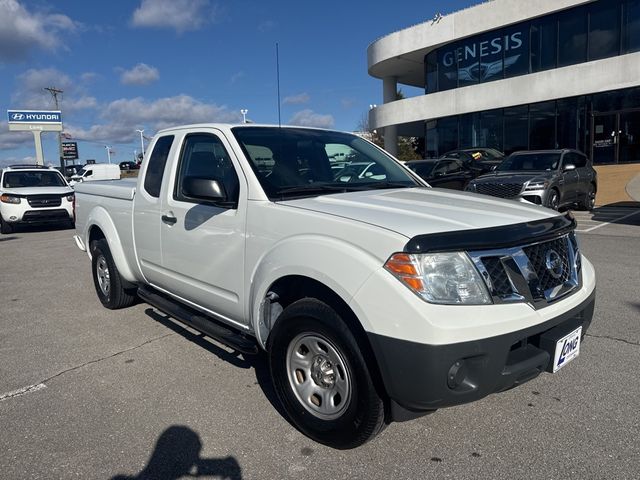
[368,289,595,418]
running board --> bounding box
[137,286,258,355]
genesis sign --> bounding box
[441,31,524,82]
[7,110,62,124]
[442,32,523,67]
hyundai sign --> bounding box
[7,110,62,124]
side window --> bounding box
[433,161,449,175]
[573,153,587,168]
[84,170,93,177]
[563,152,581,169]
[144,135,175,198]
[448,159,464,173]
[175,133,240,207]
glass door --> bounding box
[592,113,619,164]
[619,110,640,164]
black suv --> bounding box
[465,149,597,210]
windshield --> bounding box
[2,170,67,188]
[232,127,420,199]
[497,153,561,172]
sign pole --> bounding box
[32,131,44,166]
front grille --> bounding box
[523,237,571,294]
[22,209,69,221]
[27,194,62,207]
[475,182,523,198]
[469,233,580,309]
[481,257,512,295]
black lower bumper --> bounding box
[368,290,595,421]
[20,209,72,224]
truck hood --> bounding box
[2,186,73,196]
[279,187,556,239]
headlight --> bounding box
[524,180,549,191]
[66,193,75,202]
[384,252,491,305]
[465,182,476,192]
[0,194,21,204]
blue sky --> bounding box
[0,0,476,166]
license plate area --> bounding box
[551,326,582,372]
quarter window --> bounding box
[144,135,174,198]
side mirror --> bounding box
[563,163,576,172]
[183,176,227,201]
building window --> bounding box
[479,109,504,151]
[557,97,580,150]
[558,7,588,67]
[503,24,529,78]
[623,0,640,52]
[529,101,557,150]
[589,1,621,60]
[425,51,438,93]
[504,105,529,154]
[435,117,459,155]
[459,113,481,149]
[438,45,458,91]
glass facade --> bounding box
[424,86,640,165]
[424,0,637,93]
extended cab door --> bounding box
[158,129,247,326]
[133,134,176,285]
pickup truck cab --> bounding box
[74,124,596,448]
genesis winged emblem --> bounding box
[445,54,521,82]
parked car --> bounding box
[441,148,504,174]
[119,161,140,170]
[405,159,475,190]
[466,149,597,210]
[70,163,121,186]
[0,165,74,233]
[73,125,595,448]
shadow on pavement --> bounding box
[143,309,291,425]
[0,235,19,242]
[589,202,640,226]
[111,425,242,479]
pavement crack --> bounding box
[585,333,640,347]
[42,332,176,385]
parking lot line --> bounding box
[577,209,640,232]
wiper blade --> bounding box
[356,181,416,189]
[275,184,356,196]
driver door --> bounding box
[159,129,247,326]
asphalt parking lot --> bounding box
[1,219,639,480]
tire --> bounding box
[90,238,137,309]
[546,189,560,210]
[0,215,13,234]
[579,184,596,211]
[268,298,386,449]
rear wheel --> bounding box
[268,298,386,449]
[579,185,596,211]
[0,215,13,234]
[91,239,137,309]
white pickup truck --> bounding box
[74,124,596,448]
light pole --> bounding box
[105,145,112,164]
[136,129,145,157]
[240,109,248,124]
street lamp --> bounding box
[105,145,112,164]
[136,129,145,157]
[240,109,248,124]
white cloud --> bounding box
[283,93,310,105]
[0,0,79,62]
[11,68,97,113]
[289,109,334,129]
[66,95,240,143]
[0,121,32,150]
[131,0,217,33]
[120,63,160,86]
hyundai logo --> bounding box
[545,249,564,279]
[11,113,25,120]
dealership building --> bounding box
[368,0,640,165]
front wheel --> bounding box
[268,299,386,449]
[579,185,596,211]
[90,239,137,309]
[546,189,560,210]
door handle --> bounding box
[161,212,177,225]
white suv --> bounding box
[0,165,75,234]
